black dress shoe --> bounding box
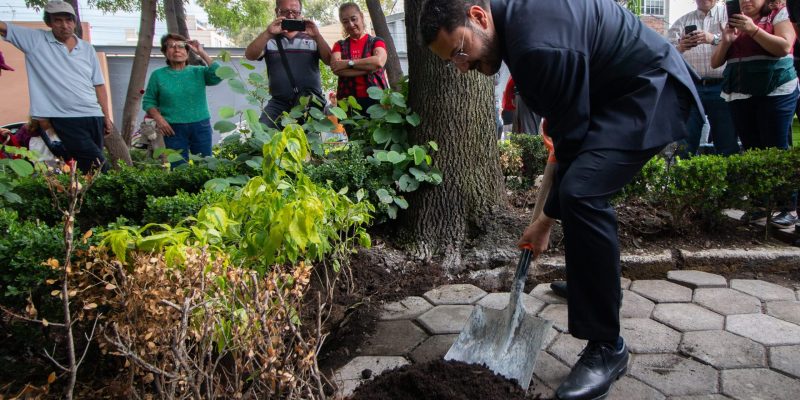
[556,339,629,400]
[550,281,568,298]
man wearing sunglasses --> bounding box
[245,0,332,128]
[421,0,701,399]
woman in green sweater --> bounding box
[142,33,221,162]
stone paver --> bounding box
[730,279,796,302]
[621,277,632,289]
[476,292,546,315]
[539,304,569,332]
[529,377,556,400]
[653,303,724,332]
[621,290,656,319]
[796,288,800,300]
[361,320,428,356]
[408,334,458,364]
[679,330,766,368]
[415,305,474,335]
[667,395,731,400]
[608,376,665,400]
[769,345,800,378]
[667,270,727,289]
[547,333,587,366]
[631,280,693,303]
[621,318,682,353]
[532,351,571,391]
[542,326,559,349]
[693,288,762,315]
[378,296,433,321]
[423,284,487,305]
[721,368,800,400]
[726,313,800,346]
[530,283,567,304]
[765,300,800,325]
[334,356,409,397]
[629,354,718,396]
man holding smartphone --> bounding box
[668,0,740,157]
[245,0,332,128]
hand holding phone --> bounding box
[726,0,741,18]
[281,19,306,32]
[684,25,697,35]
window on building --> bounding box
[642,0,664,16]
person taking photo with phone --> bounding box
[331,2,389,112]
[142,33,221,164]
[668,0,740,157]
[245,0,332,129]
[711,0,799,228]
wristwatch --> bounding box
[347,60,355,68]
[712,34,721,46]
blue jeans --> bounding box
[680,82,739,157]
[164,119,213,163]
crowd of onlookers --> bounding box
[2,0,800,228]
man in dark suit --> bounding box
[420,0,701,398]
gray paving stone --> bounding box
[529,377,556,400]
[530,283,567,304]
[693,288,762,315]
[621,290,656,319]
[547,333,587,366]
[608,376,665,400]
[721,368,800,400]
[796,289,800,300]
[378,296,433,321]
[653,303,724,332]
[726,313,800,346]
[422,284,487,305]
[408,334,458,364]
[415,305,474,335]
[539,303,569,332]
[630,280,693,303]
[621,277,632,290]
[769,345,800,378]
[361,320,428,356]
[621,318,682,353]
[679,330,766,369]
[667,395,731,400]
[765,300,800,325]
[681,247,800,265]
[542,326,559,349]
[334,356,409,398]
[730,279,796,302]
[532,351,571,391]
[629,354,718,396]
[476,292,546,315]
[667,270,727,289]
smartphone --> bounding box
[725,0,741,17]
[281,19,305,32]
[684,25,697,35]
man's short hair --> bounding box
[419,0,488,46]
[275,0,303,12]
[42,1,76,24]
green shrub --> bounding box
[143,190,231,226]
[0,209,61,301]
[507,134,548,187]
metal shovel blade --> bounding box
[444,249,553,390]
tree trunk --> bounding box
[365,0,403,89]
[402,0,505,274]
[163,0,179,33]
[66,0,82,38]
[104,124,133,168]
[174,0,190,38]
[120,0,157,145]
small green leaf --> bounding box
[204,178,230,192]
[367,86,384,100]
[240,61,256,70]
[385,110,403,124]
[218,106,235,119]
[387,204,398,219]
[387,151,406,164]
[167,153,185,163]
[356,188,366,202]
[373,126,392,144]
[394,197,409,209]
[309,107,326,120]
[214,120,237,133]
[374,151,389,162]
[390,92,407,107]
[412,147,426,165]
[398,174,420,192]
[330,107,347,120]
[8,159,33,177]
[215,66,236,79]
[376,188,393,204]
[348,96,362,110]
[249,72,265,83]
[406,113,421,127]
[428,141,439,151]
[228,79,247,94]
[368,105,387,119]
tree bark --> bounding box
[105,124,133,168]
[365,0,403,89]
[174,0,189,38]
[402,0,505,274]
[120,0,157,145]
[163,0,179,34]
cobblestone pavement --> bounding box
[334,271,800,399]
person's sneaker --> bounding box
[770,211,798,229]
[740,210,767,222]
[555,339,629,400]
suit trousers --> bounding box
[550,146,663,341]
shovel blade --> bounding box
[444,305,553,391]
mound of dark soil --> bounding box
[348,360,534,400]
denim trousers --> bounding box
[49,116,107,172]
[164,119,213,163]
[681,83,739,156]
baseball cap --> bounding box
[0,51,14,72]
[44,1,76,16]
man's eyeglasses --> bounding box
[167,41,187,50]
[447,19,469,70]
[278,8,302,17]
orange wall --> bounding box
[0,21,111,126]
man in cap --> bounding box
[0,1,111,171]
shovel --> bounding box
[444,163,556,390]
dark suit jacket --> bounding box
[491,0,703,162]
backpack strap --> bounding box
[274,35,300,103]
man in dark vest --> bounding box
[420,0,701,398]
